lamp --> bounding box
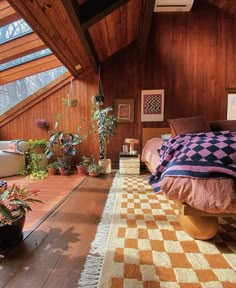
[125,138,139,154]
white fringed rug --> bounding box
[78,173,236,288]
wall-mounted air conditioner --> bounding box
[154,0,194,12]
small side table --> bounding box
[119,153,140,175]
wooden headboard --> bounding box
[142,127,171,149]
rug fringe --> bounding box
[77,172,122,288]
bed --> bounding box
[142,117,236,240]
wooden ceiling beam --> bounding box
[138,0,155,58]
[7,0,80,76]
[0,54,63,85]
[79,0,130,30]
[62,0,99,72]
[0,0,21,26]
[0,32,47,64]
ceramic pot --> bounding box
[88,171,100,177]
[47,167,58,175]
[0,213,25,250]
[59,167,70,175]
[76,165,87,175]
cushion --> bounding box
[209,120,236,132]
[167,116,211,136]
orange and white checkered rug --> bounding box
[96,174,236,288]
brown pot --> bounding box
[59,167,70,175]
[47,168,58,175]
[88,171,100,177]
[76,165,87,175]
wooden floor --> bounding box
[0,171,115,288]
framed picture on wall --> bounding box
[227,89,236,120]
[115,99,134,123]
[141,89,164,122]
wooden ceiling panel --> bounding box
[0,54,63,85]
[208,0,236,16]
[0,0,20,26]
[7,0,87,76]
[88,0,142,62]
[0,33,47,64]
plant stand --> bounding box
[99,159,111,174]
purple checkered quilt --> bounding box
[149,131,236,192]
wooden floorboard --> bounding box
[0,172,115,288]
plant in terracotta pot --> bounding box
[76,155,90,175]
[87,156,101,177]
[47,161,59,175]
[58,159,71,176]
[45,116,86,166]
[0,182,42,249]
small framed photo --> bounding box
[141,89,164,122]
[115,99,134,123]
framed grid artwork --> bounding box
[141,89,164,122]
[115,99,134,123]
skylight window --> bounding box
[0,48,52,71]
[0,66,67,115]
[0,19,32,44]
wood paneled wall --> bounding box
[1,1,236,165]
[102,1,236,162]
[0,69,99,164]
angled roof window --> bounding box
[0,19,32,44]
[0,66,68,115]
[0,48,52,71]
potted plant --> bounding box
[0,182,42,249]
[47,161,59,175]
[58,159,71,175]
[87,156,101,177]
[28,139,47,154]
[21,151,48,180]
[45,117,85,166]
[27,139,48,169]
[92,105,116,174]
[76,155,90,175]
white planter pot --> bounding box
[98,159,111,174]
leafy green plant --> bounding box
[47,161,59,169]
[0,184,43,225]
[87,156,101,173]
[45,116,87,160]
[28,139,47,154]
[78,155,90,167]
[20,150,48,180]
[92,106,116,159]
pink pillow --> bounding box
[168,116,211,136]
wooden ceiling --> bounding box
[0,0,236,85]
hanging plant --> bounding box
[34,118,49,130]
[62,79,78,107]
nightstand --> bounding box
[119,153,140,175]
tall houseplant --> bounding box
[93,105,116,173]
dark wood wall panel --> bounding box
[102,2,236,162]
